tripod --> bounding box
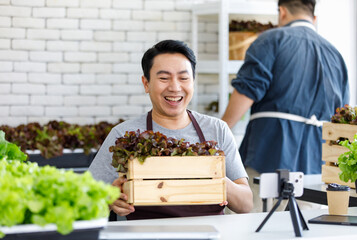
[256,170,309,237]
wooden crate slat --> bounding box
[321,165,355,188]
[123,178,226,205]
[322,122,357,141]
[122,179,134,203]
[127,156,225,180]
[322,143,348,163]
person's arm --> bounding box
[225,177,253,213]
[222,89,254,128]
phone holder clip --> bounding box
[256,169,309,237]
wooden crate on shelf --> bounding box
[322,122,357,188]
[229,32,258,60]
[122,156,226,206]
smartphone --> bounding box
[259,172,304,198]
[309,215,357,226]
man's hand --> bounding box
[109,177,135,216]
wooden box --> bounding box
[322,122,357,188]
[122,156,226,205]
[229,32,258,60]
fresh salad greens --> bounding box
[0,120,124,159]
[0,131,120,237]
[331,104,357,124]
[0,130,27,162]
[0,160,119,237]
[338,134,357,183]
[110,130,224,173]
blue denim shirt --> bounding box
[232,20,349,174]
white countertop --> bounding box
[101,207,357,240]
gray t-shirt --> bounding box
[89,110,247,183]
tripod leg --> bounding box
[256,197,283,232]
[297,201,309,230]
[262,198,267,212]
[288,195,304,237]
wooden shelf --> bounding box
[192,1,277,15]
[191,0,277,116]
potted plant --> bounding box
[0,131,120,239]
[338,134,357,192]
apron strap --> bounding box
[147,109,153,131]
[187,110,206,143]
[250,111,326,127]
[146,109,206,143]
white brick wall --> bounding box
[0,0,219,125]
[31,95,63,105]
[13,17,45,28]
[67,8,99,18]
[0,17,11,27]
[13,40,45,50]
[64,96,96,106]
[0,62,12,71]
[0,73,27,82]
[28,73,61,84]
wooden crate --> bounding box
[322,122,357,188]
[122,156,226,205]
[229,32,258,60]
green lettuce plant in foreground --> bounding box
[0,160,120,237]
[0,131,120,238]
[338,134,357,183]
[0,130,27,162]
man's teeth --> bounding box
[165,97,182,102]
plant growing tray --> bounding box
[0,218,107,240]
[26,149,97,169]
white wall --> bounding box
[0,0,355,126]
[0,0,218,126]
[316,0,357,106]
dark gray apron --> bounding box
[126,110,224,220]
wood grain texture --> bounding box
[322,122,357,141]
[322,143,348,163]
[126,156,225,180]
[123,178,226,205]
[322,165,355,188]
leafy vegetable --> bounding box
[229,20,275,32]
[0,120,124,159]
[331,104,357,124]
[338,134,357,183]
[110,130,225,173]
[0,130,27,162]
[0,159,119,237]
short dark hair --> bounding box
[141,40,196,81]
[278,0,316,18]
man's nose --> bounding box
[168,78,181,91]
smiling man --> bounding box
[89,40,253,220]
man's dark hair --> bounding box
[278,0,316,18]
[141,40,196,81]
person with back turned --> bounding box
[222,0,349,211]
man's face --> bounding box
[142,53,194,119]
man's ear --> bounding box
[278,6,288,25]
[312,15,317,25]
[142,76,149,93]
